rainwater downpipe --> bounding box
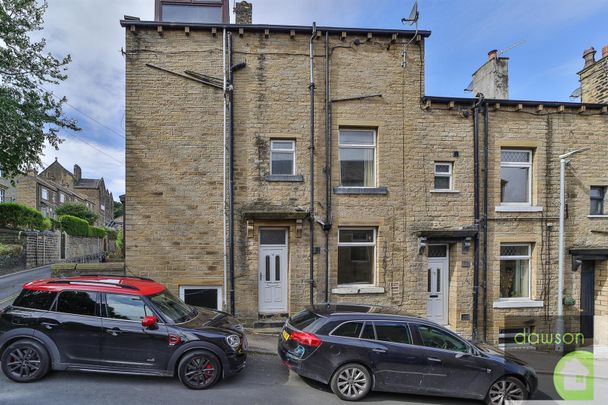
[324,30,332,303]
[482,101,489,342]
[472,94,483,342]
[222,28,228,310]
[309,22,317,305]
[228,32,236,315]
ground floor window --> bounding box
[499,244,531,299]
[338,228,376,285]
[179,286,222,310]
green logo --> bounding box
[553,350,594,400]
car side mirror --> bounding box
[142,316,158,328]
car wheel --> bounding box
[485,376,528,405]
[1,339,51,383]
[330,363,372,401]
[177,350,222,390]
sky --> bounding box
[38,0,608,200]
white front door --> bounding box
[258,229,288,313]
[427,245,449,325]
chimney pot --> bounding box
[582,47,596,68]
[234,1,252,24]
[602,45,608,58]
[488,49,498,60]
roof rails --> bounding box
[47,280,139,291]
[61,274,154,282]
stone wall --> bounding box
[0,228,113,273]
[580,52,608,104]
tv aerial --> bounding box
[400,0,419,67]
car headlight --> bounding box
[226,334,241,349]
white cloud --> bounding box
[41,138,125,199]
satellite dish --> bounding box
[401,0,419,25]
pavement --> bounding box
[0,265,51,309]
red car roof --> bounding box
[23,276,166,296]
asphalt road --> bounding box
[0,353,473,405]
[0,266,51,309]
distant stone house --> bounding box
[15,160,114,227]
[121,2,608,343]
[0,168,16,203]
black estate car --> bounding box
[278,304,537,404]
[0,276,246,389]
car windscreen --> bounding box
[149,289,195,324]
[289,309,321,330]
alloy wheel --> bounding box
[488,379,525,405]
[6,347,41,379]
[336,367,369,399]
[184,355,217,388]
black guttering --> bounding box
[119,20,432,38]
[422,95,608,109]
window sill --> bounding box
[493,300,544,309]
[588,215,608,218]
[331,286,385,295]
[334,187,388,195]
[264,175,304,182]
[430,189,460,193]
[495,205,543,213]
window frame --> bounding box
[0,188,5,203]
[103,293,152,323]
[412,322,471,354]
[433,162,453,191]
[59,192,65,203]
[500,149,533,206]
[53,290,100,318]
[499,243,532,300]
[338,128,377,188]
[269,139,296,176]
[179,285,223,311]
[590,186,606,215]
[337,228,377,287]
[41,187,49,201]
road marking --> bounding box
[0,293,19,308]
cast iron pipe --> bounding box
[309,22,317,305]
[228,32,235,315]
[471,94,483,341]
[324,30,332,303]
[482,101,489,342]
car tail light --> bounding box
[290,331,321,347]
[168,334,181,346]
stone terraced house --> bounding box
[122,1,608,345]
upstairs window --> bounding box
[59,193,65,203]
[590,186,606,215]
[160,1,223,23]
[339,129,376,187]
[500,150,532,205]
[270,140,295,175]
[433,162,453,190]
[499,244,531,299]
[0,188,5,203]
[41,187,49,201]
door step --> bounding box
[253,318,286,329]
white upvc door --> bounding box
[427,249,449,325]
[258,230,288,313]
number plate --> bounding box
[282,330,290,341]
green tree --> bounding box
[113,200,123,219]
[0,0,79,180]
[56,202,97,225]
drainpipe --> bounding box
[228,32,236,315]
[482,102,489,342]
[222,28,228,310]
[309,22,317,306]
[324,31,332,303]
[471,94,483,342]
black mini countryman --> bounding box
[0,276,247,389]
[278,304,537,404]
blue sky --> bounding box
[39,0,608,199]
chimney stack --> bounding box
[468,50,509,99]
[73,164,81,182]
[234,1,252,24]
[602,45,608,59]
[582,47,596,68]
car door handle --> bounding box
[427,357,442,363]
[105,328,123,336]
[372,348,387,353]
[41,322,59,330]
